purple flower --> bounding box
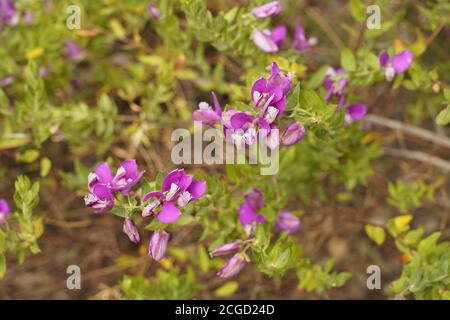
[149,230,170,261]
[276,211,300,234]
[0,198,10,225]
[23,11,34,25]
[88,160,145,196]
[323,67,347,107]
[345,104,367,124]
[379,50,413,81]
[225,111,257,147]
[209,241,240,258]
[238,188,265,235]
[64,40,83,60]
[193,92,222,127]
[252,1,281,19]
[123,218,140,244]
[252,29,279,53]
[0,75,14,87]
[270,25,287,48]
[281,121,305,146]
[143,169,206,223]
[84,185,114,214]
[148,2,161,20]
[217,254,246,278]
[0,0,16,26]
[292,24,317,52]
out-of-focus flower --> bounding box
[276,211,300,233]
[143,169,206,223]
[0,198,10,225]
[209,241,240,257]
[345,104,367,124]
[323,67,347,107]
[23,11,34,25]
[123,218,140,244]
[84,185,115,213]
[270,25,287,48]
[252,1,281,19]
[379,50,413,81]
[193,92,222,127]
[281,121,305,146]
[64,40,83,60]
[251,29,279,53]
[0,0,16,28]
[292,24,317,52]
[149,230,170,261]
[0,75,14,87]
[217,254,246,278]
[147,2,161,20]
[239,188,265,235]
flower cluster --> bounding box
[0,198,10,225]
[250,1,316,53]
[210,189,301,278]
[379,49,413,81]
[84,160,145,214]
[193,62,306,149]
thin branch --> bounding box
[383,147,450,173]
[367,114,450,149]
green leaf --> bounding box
[197,246,210,273]
[340,48,356,71]
[0,254,5,278]
[436,105,450,125]
[365,225,386,245]
[418,232,441,255]
[40,157,52,177]
[214,281,239,297]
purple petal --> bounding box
[193,108,221,127]
[149,230,170,261]
[270,25,287,47]
[209,241,240,257]
[95,162,113,184]
[391,50,413,73]
[187,180,207,200]
[238,201,257,226]
[252,1,281,19]
[379,50,389,68]
[252,30,279,53]
[161,169,192,192]
[276,211,300,233]
[0,199,9,214]
[217,255,246,278]
[245,188,264,211]
[230,112,254,130]
[268,62,291,96]
[92,184,113,200]
[148,2,161,20]
[281,121,306,146]
[211,91,222,115]
[157,201,182,223]
[119,159,137,178]
[346,104,367,121]
[123,218,140,244]
[143,191,165,202]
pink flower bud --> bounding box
[276,211,300,234]
[217,255,246,278]
[149,230,170,261]
[123,218,140,244]
[209,241,240,257]
[281,121,305,146]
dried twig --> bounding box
[367,114,450,149]
[383,147,450,173]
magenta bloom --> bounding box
[379,50,413,81]
[143,169,206,223]
[251,29,279,53]
[217,254,246,278]
[276,211,300,234]
[64,40,83,60]
[147,2,161,20]
[193,92,222,127]
[323,67,347,107]
[209,241,240,258]
[270,25,287,48]
[84,184,114,213]
[281,121,305,146]
[345,104,367,124]
[292,24,317,52]
[149,230,170,261]
[123,218,140,244]
[0,198,10,225]
[252,1,281,19]
[0,0,16,28]
[88,160,145,196]
[0,75,14,87]
[225,111,257,147]
[238,188,265,235]
[23,11,35,25]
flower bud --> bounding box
[217,255,246,278]
[123,218,140,244]
[281,122,305,146]
[209,241,240,258]
[276,211,300,234]
[148,3,161,20]
[149,230,170,261]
